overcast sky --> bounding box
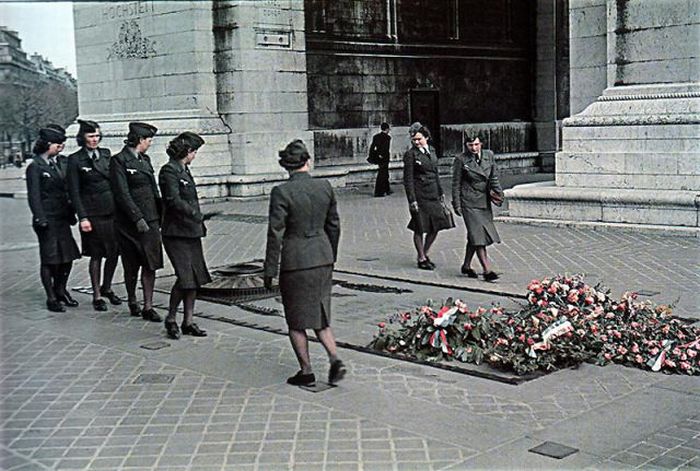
[1,1,76,75]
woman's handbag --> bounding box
[440,199,456,229]
[489,189,504,207]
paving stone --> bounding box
[647,454,689,469]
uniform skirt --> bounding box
[34,218,81,265]
[163,236,211,290]
[279,265,333,330]
[463,207,501,246]
[80,215,119,258]
[407,199,454,234]
[117,221,163,271]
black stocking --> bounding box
[141,268,155,310]
[40,264,57,301]
[122,258,139,305]
[101,255,119,293]
[89,258,102,300]
[53,262,72,297]
[167,281,183,322]
[182,289,196,326]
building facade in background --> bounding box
[0,27,78,160]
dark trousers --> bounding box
[374,162,390,196]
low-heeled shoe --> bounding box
[100,290,123,305]
[483,271,500,282]
[58,293,79,307]
[165,321,181,340]
[426,257,436,269]
[417,259,433,270]
[181,323,207,336]
[328,360,346,385]
[128,303,141,317]
[287,371,316,387]
[46,299,66,312]
[141,308,162,322]
[92,299,108,312]
[461,265,478,278]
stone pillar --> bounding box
[505,0,700,234]
[213,0,312,195]
[71,1,232,197]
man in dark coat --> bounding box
[370,122,392,197]
[110,122,163,321]
[264,139,345,387]
[67,120,122,311]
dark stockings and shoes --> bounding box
[463,243,497,280]
[53,263,77,306]
[41,263,68,312]
[414,231,438,269]
[123,260,156,317]
[166,283,200,338]
[91,256,121,305]
[288,326,344,386]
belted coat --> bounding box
[109,146,161,225]
[67,147,115,219]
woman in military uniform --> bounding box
[67,120,122,311]
[403,123,453,270]
[451,135,503,281]
[26,126,81,312]
[110,122,163,322]
[264,140,346,387]
[159,132,212,339]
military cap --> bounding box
[128,122,158,138]
[39,126,67,143]
[77,119,100,134]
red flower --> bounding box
[527,338,535,346]
[566,291,579,303]
[518,334,526,342]
[680,361,691,370]
[584,296,594,305]
[635,355,644,363]
[604,353,612,360]
[378,322,386,328]
[463,322,473,331]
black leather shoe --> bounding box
[483,271,500,282]
[287,371,316,386]
[128,303,141,317]
[57,293,79,307]
[92,299,108,312]
[165,321,181,340]
[46,299,66,312]
[426,257,436,269]
[141,308,162,322]
[100,290,123,305]
[181,323,207,336]
[328,360,346,385]
[417,259,433,270]
[461,265,478,278]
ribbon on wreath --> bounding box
[527,317,574,358]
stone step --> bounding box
[504,181,700,230]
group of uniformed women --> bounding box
[26,122,211,339]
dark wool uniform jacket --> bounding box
[451,150,503,211]
[67,147,115,219]
[109,146,161,224]
[26,155,75,226]
[158,159,205,239]
[264,172,340,278]
[403,145,444,205]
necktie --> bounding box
[92,151,99,161]
[49,158,57,170]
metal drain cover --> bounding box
[529,441,579,459]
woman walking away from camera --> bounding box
[451,135,503,281]
[263,140,346,387]
[159,132,214,339]
[403,122,453,270]
[110,122,163,321]
[26,126,81,312]
[67,120,123,311]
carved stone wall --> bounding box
[305,0,533,129]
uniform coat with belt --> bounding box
[67,147,119,258]
[26,155,80,264]
[158,159,210,289]
[402,145,452,233]
[264,172,340,330]
[110,146,163,269]
[451,149,503,246]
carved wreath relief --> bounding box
[107,19,157,60]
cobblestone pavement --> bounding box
[1,174,699,470]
